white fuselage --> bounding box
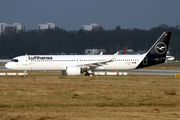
[5,54,145,71]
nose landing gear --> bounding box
[24,70,27,77]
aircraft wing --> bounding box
[99,52,103,55]
[76,52,118,69]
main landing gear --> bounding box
[85,69,93,76]
[85,72,93,76]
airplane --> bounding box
[5,31,172,76]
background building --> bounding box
[0,23,26,35]
[85,49,106,55]
[82,23,104,31]
[38,23,59,30]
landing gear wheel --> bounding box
[24,70,27,77]
[85,72,93,76]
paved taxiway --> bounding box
[0,66,9,71]
[0,66,180,75]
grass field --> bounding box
[0,62,180,120]
[0,70,180,120]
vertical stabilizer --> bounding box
[136,32,171,68]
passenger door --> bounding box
[23,55,28,66]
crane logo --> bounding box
[155,42,167,54]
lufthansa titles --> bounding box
[28,56,53,60]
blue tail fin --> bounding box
[137,31,172,68]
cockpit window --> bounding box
[11,59,18,62]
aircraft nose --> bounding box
[5,63,11,69]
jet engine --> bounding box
[63,66,81,76]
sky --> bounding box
[1,0,180,30]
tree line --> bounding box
[0,24,180,59]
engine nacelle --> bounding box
[63,66,81,76]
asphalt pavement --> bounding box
[1,66,180,75]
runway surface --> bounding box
[124,69,180,76]
[1,66,180,75]
[0,66,9,71]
